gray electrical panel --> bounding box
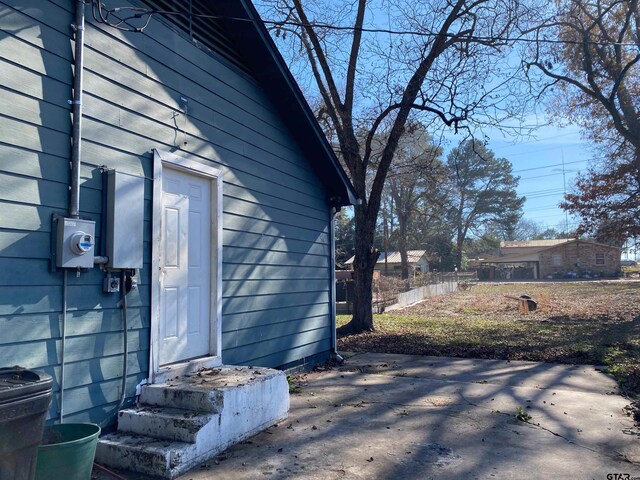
[106,170,144,269]
[56,217,96,268]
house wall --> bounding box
[538,242,621,278]
[373,263,399,275]
[417,257,429,272]
[496,252,542,262]
[498,247,540,256]
[373,257,429,276]
[0,0,333,426]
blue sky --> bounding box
[451,128,637,259]
[483,124,590,232]
[439,117,592,233]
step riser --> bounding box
[96,436,192,479]
[140,385,223,413]
[118,409,216,443]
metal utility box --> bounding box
[106,170,144,269]
[55,218,96,268]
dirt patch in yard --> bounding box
[337,280,640,396]
[400,280,640,321]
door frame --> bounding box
[150,149,223,383]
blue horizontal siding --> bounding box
[0,0,334,428]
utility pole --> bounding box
[561,149,570,238]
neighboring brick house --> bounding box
[477,239,622,280]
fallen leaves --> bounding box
[338,281,640,395]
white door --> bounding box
[159,167,211,365]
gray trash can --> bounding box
[0,368,53,480]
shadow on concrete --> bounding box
[113,352,640,480]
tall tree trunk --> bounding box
[382,197,390,276]
[339,204,379,333]
[454,196,465,269]
[455,241,463,270]
[455,219,464,270]
[397,211,409,280]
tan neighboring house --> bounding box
[477,239,622,280]
[345,250,429,276]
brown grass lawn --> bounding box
[337,280,640,396]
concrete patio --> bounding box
[98,352,640,479]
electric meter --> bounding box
[56,218,96,268]
[70,231,95,255]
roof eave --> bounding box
[211,0,357,208]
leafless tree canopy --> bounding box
[258,0,539,332]
[525,0,639,164]
[523,0,640,242]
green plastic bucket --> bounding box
[35,423,100,480]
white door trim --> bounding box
[150,149,223,383]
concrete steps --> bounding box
[95,366,289,478]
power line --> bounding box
[524,202,566,209]
[523,192,566,200]
[520,187,569,197]
[503,145,587,159]
[490,131,582,152]
[513,158,587,173]
[525,197,565,203]
[534,202,563,211]
[519,171,574,181]
[524,212,575,219]
[520,187,565,195]
[525,213,567,219]
[91,1,640,47]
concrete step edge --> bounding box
[96,432,197,479]
[139,384,224,412]
[117,406,217,443]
